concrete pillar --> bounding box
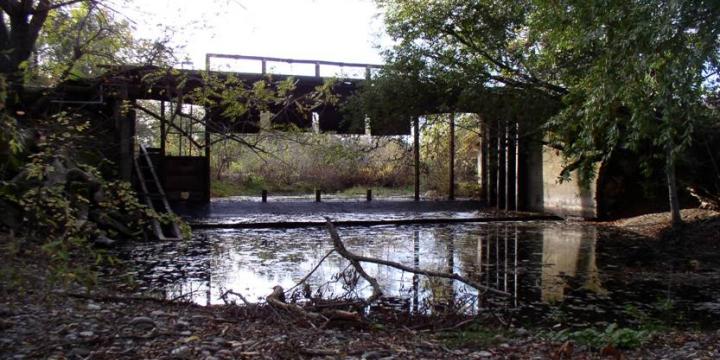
[506,121,517,211]
[448,113,456,200]
[414,116,421,201]
[488,118,498,207]
[517,121,529,211]
[479,119,489,203]
[115,100,135,182]
[160,101,166,156]
[204,114,211,203]
[497,118,507,210]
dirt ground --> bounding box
[1,208,719,359]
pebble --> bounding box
[129,316,157,329]
[175,320,190,330]
[170,345,192,359]
[362,350,394,360]
[79,331,94,337]
[472,351,493,358]
[151,310,165,316]
[87,303,101,311]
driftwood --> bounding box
[325,219,511,298]
[688,186,720,210]
[265,285,361,323]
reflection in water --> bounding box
[124,223,604,310]
[540,226,604,303]
[118,222,718,326]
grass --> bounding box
[542,323,652,350]
[336,185,415,198]
[211,178,416,199]
[437,322,513,348]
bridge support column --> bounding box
[516,120,544,212]
[448,113,455,201]
[487,118,498,207]
[414,116,421,201]
[160,101,166,156]
[497,118,507,210]
[478,119,489,203]
[114,100,135,182]
[506,121,517,211]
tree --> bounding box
[532,0,720,225]
[1,1,93,94]
[373,0,720,225]
[1,0,177,94]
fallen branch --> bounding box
[265,285,362,324]
[325,221,383,305]
[324,220,511,298]
[219,289,253,306]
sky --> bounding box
[119,0,389,73]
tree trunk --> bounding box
[665,145,682,227]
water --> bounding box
[114,221,720,328]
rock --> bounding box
[68,347,91,357]
[79,331,94,337]
[471,351,493,358]
[171,345,192,359]
[87,303,101,311]
[362,350,394,360]
[93,235,116,247]
[151,310,165,316]
[175,320,190,330]
[129,316,156,329]
[515,328,529,336]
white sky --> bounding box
[120,0,388,72]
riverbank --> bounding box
[1,209,719,359]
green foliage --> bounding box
[546,324,651,350]
[371,0,720,214]
[205,134,413,196]
[438,322,511,348]
[535,0,720,180]
[0,76,24,176]
[0,110,187,286]
[420,113,482,195]
[26,2,176,85]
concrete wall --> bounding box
[527,146,598,219]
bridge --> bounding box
[24,53,627,237]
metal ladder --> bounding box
[134,144,182,241]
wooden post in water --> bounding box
[366,189,372,202]
[261,189,268,203]
[414,116,421,202]
[315,189,322,202]
[448,112,456,201]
